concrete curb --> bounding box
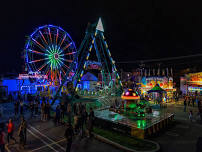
[93,133,160,152]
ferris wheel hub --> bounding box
[54,53,59,59]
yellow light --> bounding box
[108,51,111,56]
[106,44,108,48]
[92,40,94,44]
[121,96,140,100]
[89,47,92,52]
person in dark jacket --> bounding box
[64,123,74,152]
[184,99,187,112]
[35,100,39,115]
[14,101,19,116]
[55,105,61,126]
[30,101,34,118]
[0,129,5,152]
[60,102,65,122]
[18,124,24,150]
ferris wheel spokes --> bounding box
[61,58,73,63]
[28,49,45,55]
[39,30,48,45]
[48,27,52,43]
[37,62,48,72]
[29,58,47,64]
[59,34,66,47]
[56,29,59,45]
[31,38,45,50]
[64,52,76,56]
[62,42,72,51]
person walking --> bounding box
[82,108,88,127]
[6,119,16,144]
[64,123,74,152]
[73,113,79,134]
[18,124,24,150]
[30,101,34,118]
[47,101,51,120]
[20,116,27,146]
[20,101,24,115]
[188,97,190,106]
[55,105,61,126]
[189,110,193,122]
[73,103,77,115]
[60,102,65,122]
[191,97,195,107]
[0,129,5,152]
[14,101,19,116]
[41,101,45,121]
[44,102,48,121]
[89,107,95,121]
[35,100,39,115]
[184,99,187,112]
[67,104,72,124]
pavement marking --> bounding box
[31,138,66,152]
[29,125,66,151]
[28,128,58,152]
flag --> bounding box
[162,69,165,76]
[148,69,151,76]
[153,69,155,76]
[171,68,173,76]
[144,69,147,77]
[166,68,169,76]
[157,67,160,76]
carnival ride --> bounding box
[22,18,122,106]
[52,18,123,105]
[24,25,77,86]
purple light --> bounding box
[126,92,130,95]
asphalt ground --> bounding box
[150,100,202,152]
[5,117,123,152]
[2,99,202,152]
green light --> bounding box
[128,103,136,109]
[45,45,63,69]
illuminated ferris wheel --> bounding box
[24,25,77,85]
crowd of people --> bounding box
[0,117,27,152]
[0,94,95,152]
[183,95,202,122]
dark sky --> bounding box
[0,0,202,73]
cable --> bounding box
[117,53,202,63]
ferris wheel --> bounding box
[25,25,77,85]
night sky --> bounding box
[0,0,202,74]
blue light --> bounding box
[2,79,18,92]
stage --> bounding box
[94,109,174,139]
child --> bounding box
[189,110,193,122]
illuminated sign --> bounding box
[141,76,173,90]
[18,72,48,79]
[189,72,202,82]
[187,72,202,86]
[86,61,101,70]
